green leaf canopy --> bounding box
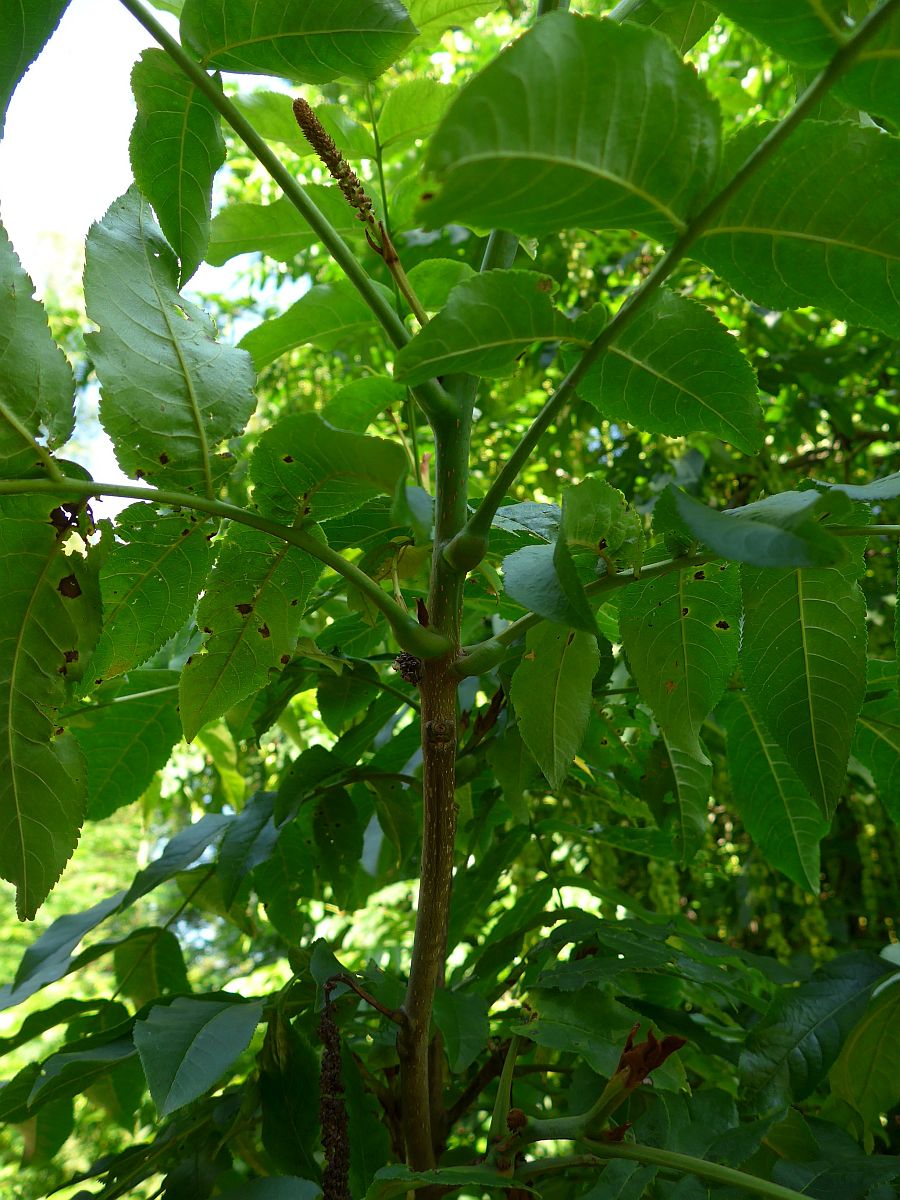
[180,0,417,83]
[421,11,720,240]
[84,189,257,496]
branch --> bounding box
[328,973,405,1025]
[0,476,450,660]
[456,515,900,671]
[115,0,455,424]
[518,1144,813,1200]
[445,0,900,566]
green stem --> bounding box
[448,0,900,560]
[488,1036,523,1145]
[0,476,449,659]
[606,0,650,19]
[519,1144,813,1200]
[115,0,454,423]
[459,518,897,665]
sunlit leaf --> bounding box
[181,0,417,83]
[697,122,900,338]
[130,49,225,284]
[422,12,720,239]
[84,188,256,494]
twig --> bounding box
[328,973,405,1025]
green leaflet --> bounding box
[620,562,741,762]
[502,476,641,635]
[0,496,100,919]
[394,270,586,384]
[207,190,364,266]
[134,996,264,1116]
[661,733,713,864]
[741,560,867,816]
[86,505,214,684]
[240,280,393,371]
[431,991,489,1074]
[852,695,900,826]
[405,0,494,43]
[720,692,828,892]
[697,122,900,339]
[129,49,225,285]
[0,223,75,477]
[377,79,456,154]
[580,290,763,454]
[113,927,189,1010]
[740,952,891,1115]
[829,978,900,1143]
[0,0,69,136]
[675,486,849,568]
[510,625,599,789]
[180,0,417,83]
[84,188,257,495]
[178,524,323,740]
[717,0,844,67]
[322,377,405,433]
[250,414,408,524]
[421,12,720,240]
[631,0,719,54]
[69,670,183,822]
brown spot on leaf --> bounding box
[135,469,145,479]
[181,528,191,537]
[681,607,689,616]
[259,623,271,639]
[537,277,553,293]
[566,631,575,645]
[715,620,730,630]
[693,570,705,580]
[283,455,294,463]
[664,679,676,694]
[280,654,291,664]
[58,574,81,599]
[420,191,435,201]
[235,602,253,615]
[598,537,608,550]
[524,650,536,661]
[159,452,169,465]
[290,598,299,607]
[64,650,78,663]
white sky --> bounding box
[0,0,178,295]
